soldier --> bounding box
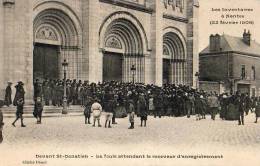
[91,98,102,127]
[12,98,26,127]
[4,82,12,107]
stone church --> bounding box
[0,0,199,101]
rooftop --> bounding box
[200,34,260,56]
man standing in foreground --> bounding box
[208,94,219,120]
[91,98,102,127]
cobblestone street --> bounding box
[1,113,260,166]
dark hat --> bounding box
[18,81,24,85]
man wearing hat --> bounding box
[12,98,26,127]
[13,81,25,106]
[91,98,102,127]
[137,93,148,127]
[4,82,12,107]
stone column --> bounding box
[150,0,163,86]
[25,0,34,103]
[2,0,15,99]
[187,0,199,87]
[174,62,177,84]
[84,0,102,83]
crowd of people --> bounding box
[1,79,260,131]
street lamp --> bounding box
[195,72,199,90]
[62,59,69,114]
[130,64,136,83]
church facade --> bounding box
[0,0,199,100]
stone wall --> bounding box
[199,53,229,81]
[0,0,198,101]
[199,81,225,94]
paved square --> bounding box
[1,113,260,166]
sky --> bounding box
[199,0,260,51]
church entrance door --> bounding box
[103,52,123,82]
[33,43,59,81]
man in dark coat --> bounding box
[104,98,116,128]
[43,83,52,106]
[84,96,93,124]
[236,94,245,125]
[13,81,25,106]
[34,79,42,101]
[4,82,12,106]
[12,98,26,127]
[154,92,163,118]
[33,97,43,124]
[138,93,147,127]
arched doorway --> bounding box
[163,32,186,85]
[33,7,81,82]
[99,12,148,83]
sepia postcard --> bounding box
[0,0,259,165]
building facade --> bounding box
[0,0,199,101]
[200,30,260,96]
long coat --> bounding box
[33,102,43,118]
[13,85,25,106]
[195,97,203,115]
[137,95,147,117]
[4,85,12,106]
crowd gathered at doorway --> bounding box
[2,79,260,130]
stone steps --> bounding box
[1,105,84,118]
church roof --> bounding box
[200,34,260,57]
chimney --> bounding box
[209,34,215,51]
[215,34,221,51]
[209,34,221,51]
[243,29,251,46]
